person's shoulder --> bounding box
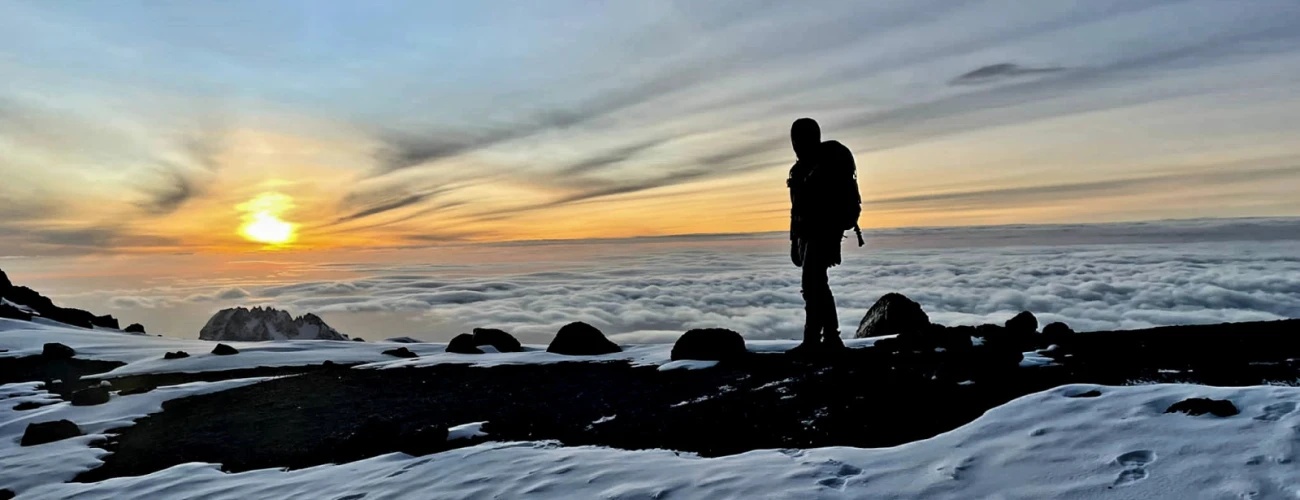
[819,140,850,154]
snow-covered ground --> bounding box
[0,318,883,377]
[1,377,270,493]
[9,383,1296,499]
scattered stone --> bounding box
[211,343,239,356]
[547,322,622,355]
[0,302,32,321]
[322,360,335,367]
[1166,397,1239,417]
[124,323,147,334]
[71,386,111,406]
[671,328,747,361]
[382,347,418,358]
[163,351,190,360]
[42,342,76,360]
[13,401,53,411]
[1042,322,1074,337]
[1005,311,1038,333]
[471,328,523,353]
[21,419,83,446]
[385,336,420,344]
[855,293,931,338]
[1068,390,1102,398]
[446,333,484,354]
[352,337,365,342]
[0,488,12,500]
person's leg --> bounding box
[821,281,843,348]
[801,243,832,345]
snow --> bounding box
[657,359,720,371]
[20,383,1300,499]
[446,422,488,441]
[1,377,269,493]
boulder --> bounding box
[385,336,420,344]
[1166,397,1238,417]
[855,293,931,338]
[1004,311,1038,334]
[471,328,523,353]
[14,401,53,411]
[211,343,239,356]
[352,337,365,342]
[163,351,190,360]
[446,334,483,354]
[0,489,12,500]
[547,322,621,355]
[42,342,76,360]
[1042,322,1073,337]
[71,386,111,406]
[20,419,83,446]
[382,347,419,358]
[671,328,747,361]
[124,323,147,334]
[0,303,32,321]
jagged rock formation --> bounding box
[854,293,930,338]
[0,268,122,329]
[198,307,347,341]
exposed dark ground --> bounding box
[51,319,1298,482]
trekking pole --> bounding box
[854,225,865,247]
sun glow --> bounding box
[237,192,297,246]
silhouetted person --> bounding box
[786,118,862,355]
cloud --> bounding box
[137,168,197,215]
[949,63,1065,85]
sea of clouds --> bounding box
[92,218,1300,343]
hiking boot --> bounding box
[822,332,846,350]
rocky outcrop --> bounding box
[71,386,111,406]
[1166,397,1238,417]
[21,419,83,446]
[855,293,931,338]
[1042,322,1073,337]
[124,323,147,334]
[163,351,190,360]
[547,322,621,355]
[42,342,76,360]
[671,328,747,361]
[471,328,522,353]
[199,307,347,341]
[211,343,239,356]
[0,269,120,329]
[0,302,32,321]
[382,347,418,358]
[446,334,483,354]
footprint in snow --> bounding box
[1255,402,1297,422]
[1113,450,1156,487]
[815,460,864,490]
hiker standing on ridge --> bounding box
[786,118,863,355]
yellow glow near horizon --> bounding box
[237,192,297,246]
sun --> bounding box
[237,192,297,246]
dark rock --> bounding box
[1067,389,1102,398]
[124,323,147,334]
[446,333,484,354]
[0,302,31,321]
[382,347,419,358]
[42,342,76,360]
[163,351,190,360]
[855,293,931,338]
[92,314,120,329]
[14,401,52,411]
[21,419,83,446]
[547,321,621,355]
[1005,311,1038,333]
[0,489,12,500]
[200,307,347,342]
[385,336,420,344]
[471,328,522,353]
[322,360,335,367]
[896,324,973,352]
[71,386,111,406]
[0,268,10,290]
[211,343,239,356]
[1042,322,1073,336]
[334,417,448,462]
[671,328,747,361]
[352,337,365,342]
[1166,397,1238,417]
[118,386,155,396]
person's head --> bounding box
[791,118,820,160]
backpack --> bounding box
[817,141,864,246]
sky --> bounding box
[2,0,1300,257]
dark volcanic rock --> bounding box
[382,347,419,359]
[1042,322,1073,337]
[352,337,365,342]
[200,307,347,341]
[118,386,155,396]
[855,293,931,338]
[0,489,11,500]
[43,343,76,360]
[671,328,747,361]
[14,401,53,411]
[163,351,190,360]
[71,386,111,406]
[446,334,484,354]
[21,419,83,446]
[1166,397,1238,417]
[334,417,449,462]
[0,268,10,290]
[0,303,31,321]
[211,343,239,356]
[124,323,147,334]
[1005,311,1038,334]
[92,314,120,329]
[471,328,522,353]
[547,322,621,355]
